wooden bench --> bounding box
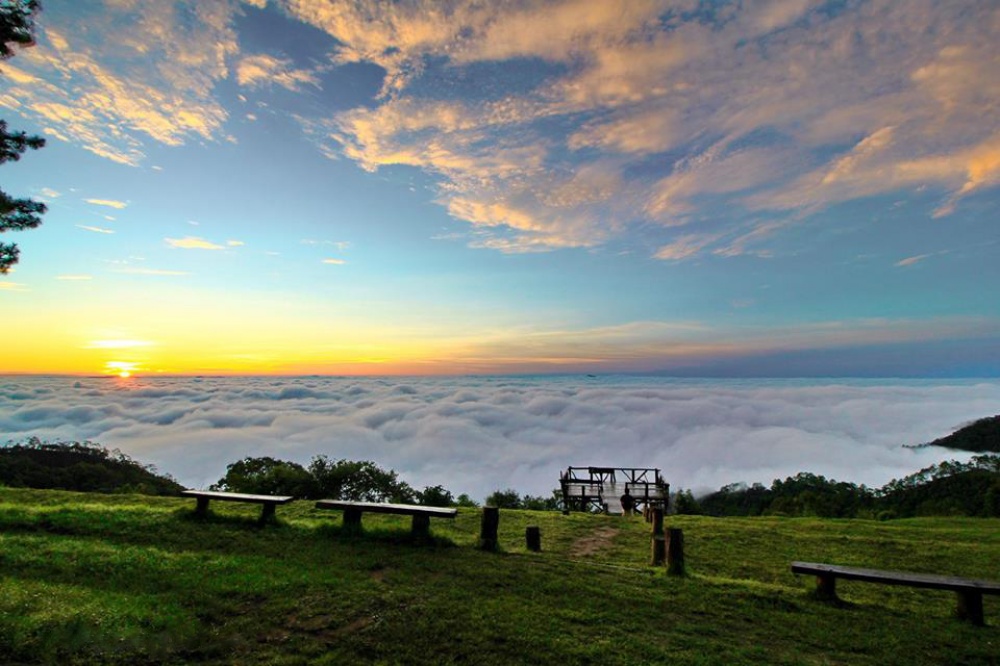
[792,561,1000,625]
[314,500,457,536]
[182,490,294,524]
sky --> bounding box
[2,375,995,497]
[1,0,998,377]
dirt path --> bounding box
[569,525,620,557]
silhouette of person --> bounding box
[620,488,635,515]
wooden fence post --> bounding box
[526,526,541,552]
[667,527,686,576]
[650,508,665,565]
[479,506,500,551]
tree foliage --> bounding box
[485,487,562,511]
[1,1,46,273]
[0,437,184,495]
[307,455,415,503]
[211,455,420,503]
[209,456,315,497]
[0,1,40,57]
[696,455,1000,518]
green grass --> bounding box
[1,489,998,665]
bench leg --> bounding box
[411,514,430,537]
[815,574,837,601]
[343,508,363,532]
[194,497,210,517]
[259,503,277,525]
[956,591,984,626]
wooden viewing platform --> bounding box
[560,467,669,514]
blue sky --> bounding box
[1,0,998,376]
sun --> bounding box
[105,361,139,378]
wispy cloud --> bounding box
[289,0,1000,256]
[895,253,934,268]
[236,54,319,91]
[0,281,28,291]
[114,268,190,276]
[165,236,225,250]
[76,224,115,234]
[226,240,245,247]
[56,274,93,280]
[85,198,128,209]
[322,258,346,265]
[3,0,997,260]
[85,339,154,349]
[0,3,236,165]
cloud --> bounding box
[1,376,997,500]
[236,53,319,91]
[114,268,190,276]
[226,240,245,247]
[4,0,998,258]
[288,0,1000,256]
[654,233,720,261]
[0,281,28,291]
[85,339,154,349]
[895,254,933,268]
[56,275,93,280]
[85,199,128,209]
[77,225,115,234]
[0,1,237,164]
[322,258,346,265]
[165,236,225,250]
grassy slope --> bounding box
[1,489,998,665]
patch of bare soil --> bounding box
[569,526,620,557]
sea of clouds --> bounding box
[2,375,999,501]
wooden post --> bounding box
[526,526,541,552]
[195,496,210,516]
[479,507,500,551]
[650,508,666,566]
[666,527,686,576]
[651,536,666,566]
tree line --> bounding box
[674,454,1000,519]
[4,439,1000,518]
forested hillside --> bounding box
[0,438,183,495]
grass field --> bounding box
[1,488,998,665]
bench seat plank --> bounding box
[182,490,295,504]
[314,500,457,518]
[791,561,1000,593]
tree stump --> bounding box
[479,506,500,551]
[666,527,686,576]
[526,526,541,552]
